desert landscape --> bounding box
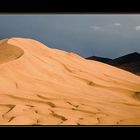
[0,37,140,125]
[86,52,140,76]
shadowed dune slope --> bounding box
[0,37,140,125]
[0,39,24,64]
[86,53,140,76]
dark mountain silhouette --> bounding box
[108,52,140,65]
[86,56,112,63]
[86,52,140,75]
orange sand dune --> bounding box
[0,37,140,125]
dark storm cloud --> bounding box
[0,14,140,58]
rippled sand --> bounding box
[0,38,140,125]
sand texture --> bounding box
[0,38,140,125]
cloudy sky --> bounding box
[0,14,140,58]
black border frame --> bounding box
[0,1,140,127]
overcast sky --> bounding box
[0,14,140,58]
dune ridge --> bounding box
[0,39,24,64]
[0,37,140,125]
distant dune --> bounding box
[108,52,140,76]
[0,38,140,125]
[86,52,140,76]
[86,56,112,63]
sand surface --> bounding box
[0,37,140,125]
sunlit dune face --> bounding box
[0,37,140,125]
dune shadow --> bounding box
[133,92,140,101]
[0,42,24,64]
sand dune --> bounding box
[0,39,24,64]
[0,37,140,125]
[86,52,140,76]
